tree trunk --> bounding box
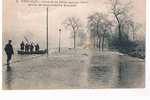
[97,23,100,49]
[114,14,122,41]
[97,37,99,48]
[102,35,104,51]
[94,37,96,48]
[99,37,101,51]
[118,24,122,41]
[133,31,135,41]
[74,31,76,49]
[92,37,95,48]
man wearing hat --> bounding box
[4,40,14,66]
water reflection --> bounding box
[88,65,114,88]
[118,57,145,88]
[2,51,144,89]
[88,54,119,88]
[88,54,144,88]
[3,66,13,90]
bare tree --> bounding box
[117,16,141,41]
[110,0,132,41]
[128,21,141,41]
[88,13,102,50]
[100,16,113,51]
[77,29,86,47]
[119,16,132,40]
[88,13,113,51]
[63,17,81,48]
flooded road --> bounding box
[88,52,145,88]
[2,50,145,89]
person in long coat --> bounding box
[4,40,14,66]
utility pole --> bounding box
[46,7,49,55]
[59,29,61,53]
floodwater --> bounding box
[88,51,145,88]
[2,49,145,89]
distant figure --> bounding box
[30,43,34,53]
[20,41,25,51]
[4,40,14,66]
[35,44,40,52]
[25,43,29,52]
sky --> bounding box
[3,0,146,48]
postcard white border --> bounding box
[0,0,150,99]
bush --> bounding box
[108,34,137,53]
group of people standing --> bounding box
[4,40,41,68]
[4,40,40,68]
[20,41,40,52]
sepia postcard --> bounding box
[2,0,145,90]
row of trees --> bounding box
[62,0,142,53]
[88,13,112,51]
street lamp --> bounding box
[46,7,49,55]
[59,29,61,53]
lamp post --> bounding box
[59,29,61,53]
[46,7,49,55]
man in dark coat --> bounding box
[35,43,40,52]
[4,40,14,66]
[30,43,34,53]
[25,43,29,52]
[20,41,25,51]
